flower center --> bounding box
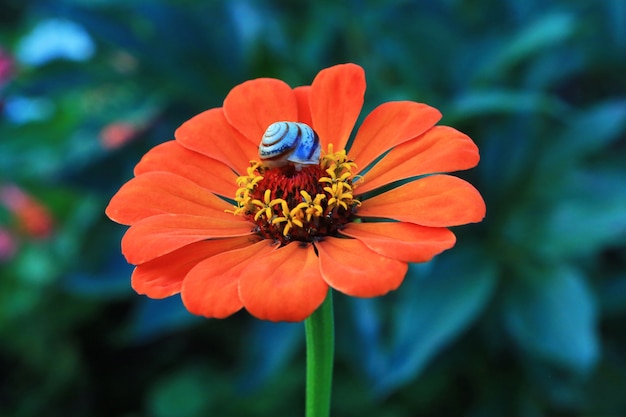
[229,145,360,245]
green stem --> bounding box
[304,289,335,417]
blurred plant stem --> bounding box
[305,289,335,417]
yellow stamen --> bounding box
[272,200,304,236]
[251,190,283,221]
[294,190,326,221]
[228,162,264,215]
[325,182,355,210]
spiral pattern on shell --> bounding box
[258,121,321,168]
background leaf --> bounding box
[237,320,302,392]
[504,264,599,373]
[352,246,497,396]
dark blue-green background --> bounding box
[1,1,625,416]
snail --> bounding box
[259,121,321,168]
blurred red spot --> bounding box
[0,227,17,262]
[0,185,54,239]
[100,122,138,149]
[0,46,14,85]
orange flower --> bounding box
[106,64,485,322]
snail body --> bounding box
[259,122,321,168]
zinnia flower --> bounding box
[106,63,485,322]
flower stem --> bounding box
[304,289,335,417]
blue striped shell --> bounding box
[258,122,321,168]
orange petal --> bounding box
[223,78,298,145]
[357,175,486,227]
[356,126,480,194]
[339,222,456,263]
[121,214,254,265]
[294,86,313,126]
[181,240,275,319]
[316,237,407,297]
[133,140,236,198]
[238,243,329,322]
[310,63,365,151]
[106,172,235,226]
[175,108,258,175]
[349,101,441,172]
[132,235,257,299]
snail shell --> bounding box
[259,122,321,168]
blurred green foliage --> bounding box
[1,0,625,416]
